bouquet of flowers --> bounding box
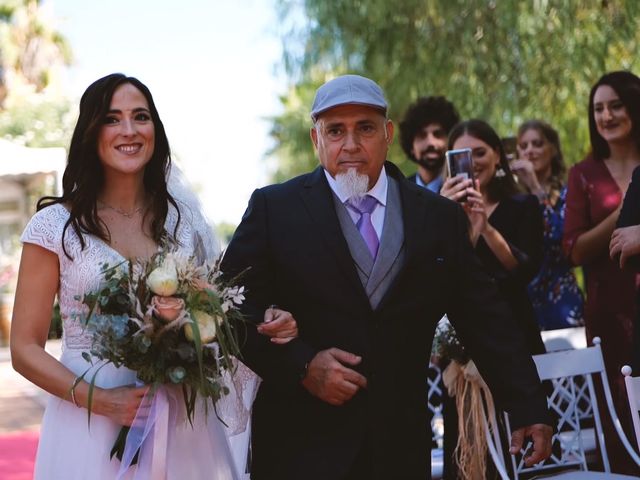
[432,316,495,480]
[76,247,245,466]
[432,316,469,365]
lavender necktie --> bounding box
[346,195,380,259]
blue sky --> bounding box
[45,0,292,225]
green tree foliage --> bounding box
[215,222,238,249]
[0,95,74,147]
[0,0,71,99]
[270,0,640,179]
[0,0,73,147]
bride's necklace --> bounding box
[98,201,145,219]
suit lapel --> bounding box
[300,167,371,308]
[372,162,431,311]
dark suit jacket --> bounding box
[616,165,640,370]
[222,162,550,480]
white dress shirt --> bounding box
[324,167,388,240]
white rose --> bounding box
[147,260,178,296]
[184,310,218,343]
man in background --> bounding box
[400,96,460,193]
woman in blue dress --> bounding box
[511,120,584,330]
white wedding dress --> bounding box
[22,202,254,480]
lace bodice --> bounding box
[20,202,217,351]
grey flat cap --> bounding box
[310,74,388,121]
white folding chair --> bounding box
[622,365,640,455]
[541,326,587,352]
[541,326,597,459]
[480,388,511,480]
[428,361,445,479]
[498,337,640,479]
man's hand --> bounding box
[301,348,368,406]
[509,423,553,466]
[257,307,298,344]
[610,225,640,268]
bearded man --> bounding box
[222,75,552,480]
[400,96,460,193]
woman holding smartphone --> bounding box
[563,71,640,475]
[440,119,545,479]
[441,119,545,356]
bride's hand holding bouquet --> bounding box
[75,246,296,471]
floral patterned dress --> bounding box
[527,186,584,330]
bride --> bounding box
[9,73,294,479]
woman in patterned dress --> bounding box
[511,120,584,330]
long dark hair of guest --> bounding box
[38,73,180,259]
[588,70,640,160]
[448,119,521,203]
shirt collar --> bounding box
[324,167,388,206]
[416,172,444,193]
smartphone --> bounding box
[502,136,517,163]
[446,148,474,180]
[445,148,474,202]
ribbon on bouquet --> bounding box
[116,384,181,480]
[442,359,496,480]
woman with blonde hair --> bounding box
[512,120,584,330]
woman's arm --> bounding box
[482,196,544,280]
[563,163,621,265]
[481,224,519,271]
[465,188,519,270]
[570,207,620,265]
[11,243,146,426]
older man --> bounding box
[222,75,552,480]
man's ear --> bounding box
[310,126,319,149]
[385,120,395,145]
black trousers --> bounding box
[343,437,374,480]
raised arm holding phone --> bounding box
[441,119,547,371]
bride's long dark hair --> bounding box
[38,73,180,259]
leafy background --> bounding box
[268,0,640,180]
